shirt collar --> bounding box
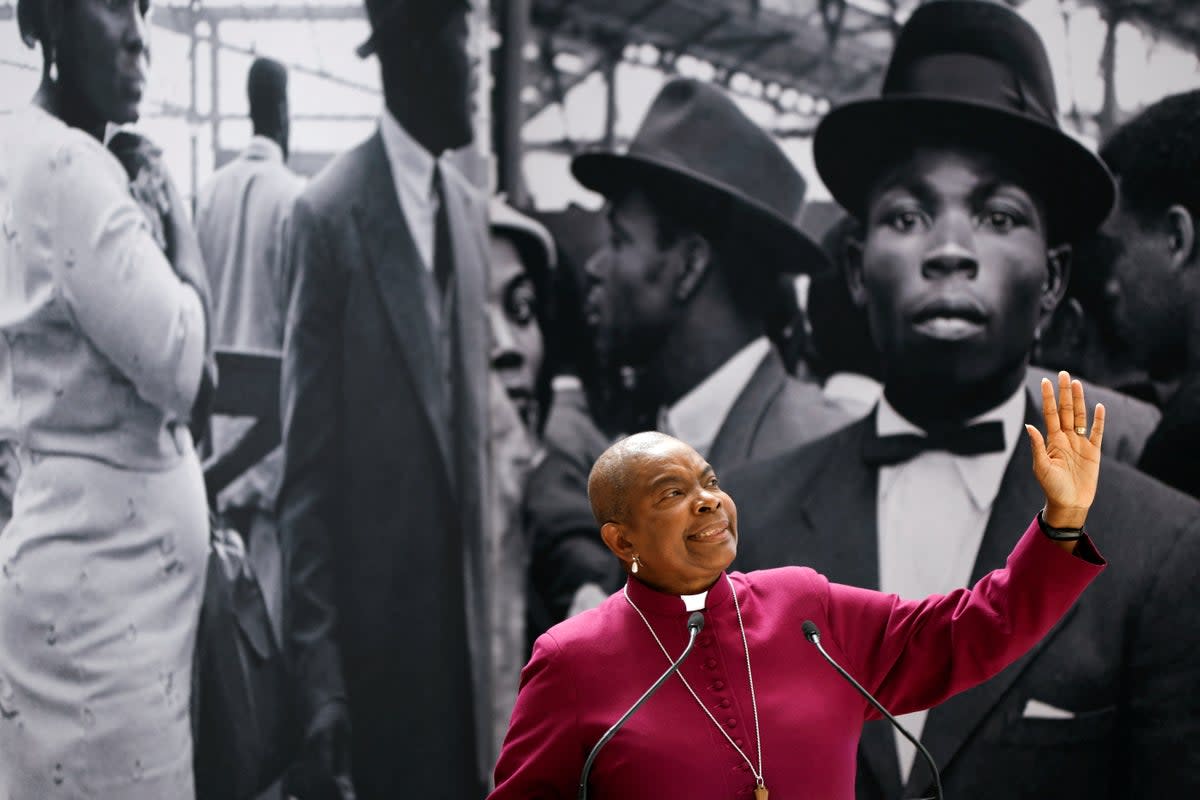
[243,135,284,164]
[875,384,1026,510]
[379,107,438,202]
[665,337,771,457]
[624,570,733,618]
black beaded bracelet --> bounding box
[1037,509,1085,541]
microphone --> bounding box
[802,620,944,800]
[578,611,706,800]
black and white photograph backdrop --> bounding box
[2,1,1200,799]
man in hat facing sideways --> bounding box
[546,79,853,622]
[1081,89,1200,499]
[278,1,492,797]
[575,78,850,467]
[725,2,1200,798]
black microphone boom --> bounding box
[801,620,945,800]
[577,611,706,800]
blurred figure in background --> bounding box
[484,196,555,756]
[1088,89,1200,498]
[0,0,214,797]
[525,249,625,646]
[196,55,304,642]
[278,1,494,797]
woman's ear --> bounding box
[600,521,635,563]
[42,0,66,54]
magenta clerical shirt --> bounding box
[491,518,1104,799]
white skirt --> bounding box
[0,447,208,799]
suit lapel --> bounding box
[353,133,453,472]
[794,417,882,591]
[438,166,497,777]
[905,396,1079,797]
[707,348,786,472]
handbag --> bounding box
[191,516,297,800]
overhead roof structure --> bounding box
[520,0,1200,139]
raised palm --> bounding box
[1024,371,1105,529]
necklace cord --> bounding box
[623,575,765,785]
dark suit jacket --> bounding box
[1138,369,1200,500]
[525,348,853,639]
[724,406,1200,799]
[279,132,491,799]
[707,346,852,472]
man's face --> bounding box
[1076,186,1186,376]
[377,2,474,151]
[615,439,738,595]
[486,233,544,429]
[588,188,681,367]
[850,147,1057,388]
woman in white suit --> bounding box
[0,0,211,797]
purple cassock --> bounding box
[491,518,1104,799]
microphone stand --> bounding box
[802,620,944,800]
[577,611,705,800]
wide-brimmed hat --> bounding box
[814,0,1114,243]
[572,78,828,274]
[489,196,557,298]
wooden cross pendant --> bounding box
[754,784,768,800]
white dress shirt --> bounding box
[661,337,771,458]
[875,385,1026,781]
[379,108,440,272]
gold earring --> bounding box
[631,555,641,574]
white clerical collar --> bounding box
[681,591,709,612]
[876,384,1026,511]
[664,337,771,457]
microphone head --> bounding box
[687,611,706,633]
[801,619,821,643]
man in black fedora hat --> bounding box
[278,0,493,797]
[550,77,851,618]
[725,2,1200,797]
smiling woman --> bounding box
[0,1,212,798]
[491,377,1108,800]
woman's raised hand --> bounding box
[1024,371,1104,529]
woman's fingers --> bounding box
[1090,402,1106,452]
[1057,371,1075,435]
[1041,377,1061,435]
[1025,423,1048,473]
[1072,378,1087,433]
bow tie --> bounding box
[862,420,1006,466]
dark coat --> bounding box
[723,405,1200,799]
[278,132,491,799]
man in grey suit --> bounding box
[278,1,491,797]
[724,3,1200,798]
